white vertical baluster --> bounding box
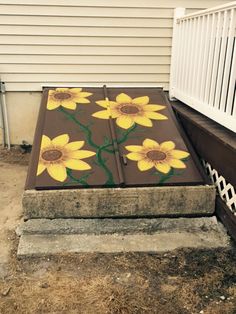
[179,18,188,92]
[204,13,217,104]
[190,16,201,97]
[195,15,206,98]
[199,14,210,101]
[169,3,236,132]
[209,11,223,107]
[175,20,184,91]
[184,17,193,95]
[222,8,236,114]
[182,18,190,92]
[215,10,230,110]
[227,32,236,116]
[188,17,197,97]
[169,8,185,99]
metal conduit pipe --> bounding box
[0,81,10,150]
[0,89,5,147]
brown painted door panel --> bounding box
[106,88,204,186]
[25,87,205,190]
[30,87,120,189]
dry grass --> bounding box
[0,242,236,314]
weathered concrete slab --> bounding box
[17,217,220,236]
[17,229,229,258]
[22,185,215,219]
[17,217,230,257]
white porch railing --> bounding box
[169,2,236,133]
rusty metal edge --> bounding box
[25,89,49,190]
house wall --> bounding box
[0,0,230,144]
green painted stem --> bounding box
[59,107,114,153]
[96,143,115,185]
[59,107,137,186]
[117,124,137,144]
[59,107,115,185]
[59,106,137,150]
[66,169,90,187]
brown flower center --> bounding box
[54,92,72,100]
[146,150,166,161]
[42,149,63,161]
[120,104,139,115]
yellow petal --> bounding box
[96,100,110,108]
[116,93,132,104]
[47,100,60,110]
[37,163,46,176]
[160,141,175,151]
[40,135,51,149]
[133,116,152,127]
[143,138,159,148]
[65,141,85,151]
[75,97,90,104]
[47,163,67,182]
[110,112,120,119]
[132,96,149,106]
[77,92,92,97]
[144,112,168,120]
[138,159,154,171]
[61,101,77,110]
[92,110,110,119]
[170,150,190,159]
[126,152,143,161]
[155,163,171,174]
[64,159,91,170]
[110,107,120,118]
[169,159,186,169]
[69,150,96,159]
[144,105,166,111]
[49,89,56,95]
[109,101,119,107]
[125,145,143,152]
[55,88,69,93]
[116,115,134,129]
[69,88,82,93]
[52,134,69,147]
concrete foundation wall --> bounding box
[1,91,41,145]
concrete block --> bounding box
[17,217,230,257]
[17,217,220,236]
[17,230,229,258]
[22,185,216,219]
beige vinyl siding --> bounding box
[0,0,230,91]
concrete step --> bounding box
[17,217,230,258]
[23,185,215,219]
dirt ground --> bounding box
[0,147,236,314]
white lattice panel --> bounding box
[202,160,236,214]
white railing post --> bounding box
[169,7,185,100]
[169,2,236,133]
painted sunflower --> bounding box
[92,93,167,129]
[125,139,190,174]
[47,88,93,110]
[37,134,95,182]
